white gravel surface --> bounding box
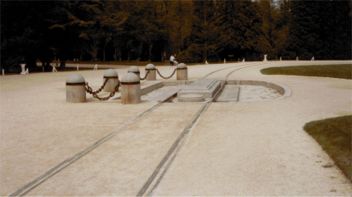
[1,60,351,195]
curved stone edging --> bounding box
[226,80,291,100]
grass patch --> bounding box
[304,115,352,181]
[261,64,352,79]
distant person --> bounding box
[169,54,178,66]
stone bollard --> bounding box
[263,54,268,62]
[128,66,140,78]
[145,64,156,80]
[20,63,26,75]
[66,74,86,103]
[177,63,188,80]
[120,72,141,104]
[103,69,119,92]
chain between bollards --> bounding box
[139,70,151,80]
[85,78,120,101]
[85,78,109,95]
[156,68,177,79]
[91,82,120,101]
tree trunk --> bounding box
[148,44,153,61]
[103,46,106,61]
[89,47,98,61]
[114,47,117,61]
[137,43,143,61]
[80,48,83,61]
[60,60,66,69]
[44,62,51,72]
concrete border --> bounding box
[226,80,292,100]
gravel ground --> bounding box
[1,60,351,195]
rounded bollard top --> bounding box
[66,74,85,84]
[177,63,187,69]
[145,64,156,70]
[128,66,140,73]
[120,72,140,83]
[104,69,118,77]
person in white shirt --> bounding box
[169,54,178,66]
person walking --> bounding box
[169,53,178,66]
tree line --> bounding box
[1,0,351,72]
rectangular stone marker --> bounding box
[177,79,222,100]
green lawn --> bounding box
[261,64,352,79]
[304,115,352,181]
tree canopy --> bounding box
[1,0,351,72]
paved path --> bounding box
[154,61,352,195]
[0,60,351,195]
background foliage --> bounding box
[1,0,351,72]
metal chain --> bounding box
[91,82,120,101]
[140,70,150,80]
[85,78,120,101]
[156,68,177,79]
[85,78,109,95]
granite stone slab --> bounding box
[177,79,222,99]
